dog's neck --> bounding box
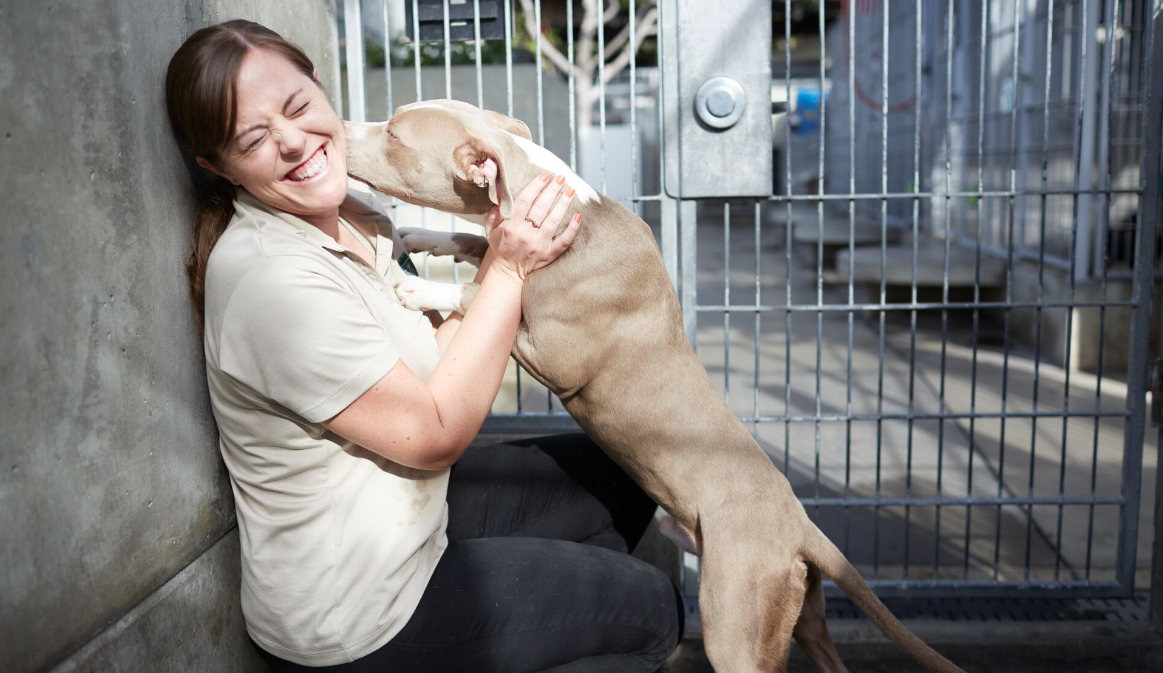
[507,135,601,206]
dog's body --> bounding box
[344,100,965,673]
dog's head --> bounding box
[344,100,531,220]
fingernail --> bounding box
[566,187,575,197]
[555,175,565,185]
[573,214,582,223]
[539,173,550,182]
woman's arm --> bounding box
[433,242,499,353]
[323,175,580,470]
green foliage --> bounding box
[365,34,514,68]
[363,1,660,72]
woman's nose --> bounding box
[275,120,308,157]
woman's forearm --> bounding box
[425,263,523,458]
[432,245,500,353]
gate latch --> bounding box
[1150,358,1163,427]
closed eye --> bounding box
[387,127,398,140]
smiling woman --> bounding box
[196,49,349,230]
[165,20,342,325]
[165,20,677,673]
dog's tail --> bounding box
[804,528,967,673]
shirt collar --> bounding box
[233,182,384,255]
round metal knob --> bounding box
[695,77,746,130]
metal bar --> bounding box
[1115,0,1163,595]
[814,0,829,515]
[442,0,451,97]
[597,0,607,194]
[1056,0,1091,582]
[567,0,576,170]
[822,580,1128,600]
[504,0,513,115]
[473,0,484,109]
[1087,0,1120,582]
[344,0,367,122]
[934,0,957,585]
[695,299,1136,312]
[1074,0,1102,283]
[628,0,636,203]
[412,0,422,101]
[761,188,1144,201]
[442,0,456,286]
[535,0,544,146]
[1024,0,1056,584]
[879,0,897,578]
[872,0,894,578]
[798,495,1124,509]
[963,0,987,582]
[844,0,858,558]
[382,0,393,116]
[721,410,1131,424]
[724,202,731,406]
[783,0,793,481]
[618,187,1143,204]
[753,201,762,443]
[681,198,698,348]
[502,0,518,410]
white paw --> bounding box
[393,276,466,313]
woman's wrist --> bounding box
[485,258,526,286]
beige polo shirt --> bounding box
[202,180,447,666]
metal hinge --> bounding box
[1150,358,1163,427]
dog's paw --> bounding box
[393,276,468,313]
[398,228,485,266]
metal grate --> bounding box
[825,594,1149,622]
[340,0,1163,602]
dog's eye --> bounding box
[387,127,398,140]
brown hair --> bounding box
[165,20,320,327]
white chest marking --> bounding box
[508,135,600,205]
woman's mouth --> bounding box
[284,144,329,183]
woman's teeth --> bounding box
[288,147,327,181]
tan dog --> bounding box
[344,99,966,673]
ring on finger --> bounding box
[524,216,541,228]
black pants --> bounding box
[258,434,683,672]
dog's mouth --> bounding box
[284,143,329,183]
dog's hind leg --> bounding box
[793,562,849,673]
[700,547,806,673]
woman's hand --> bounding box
[484,173,582,282]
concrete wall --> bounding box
[0,2,338,671]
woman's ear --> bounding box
[196,156,239,185]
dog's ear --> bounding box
[482,110,532,140]
[453,137,515,219]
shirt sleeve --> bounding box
[218,256,401,424]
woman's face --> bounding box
[199,49,348,222]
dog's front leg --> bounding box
[394,276,480,314]
[398,228,488,267]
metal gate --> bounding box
[341,0,1163,600]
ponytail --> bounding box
[186,177,235,327]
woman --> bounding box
[165,19,682,672]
